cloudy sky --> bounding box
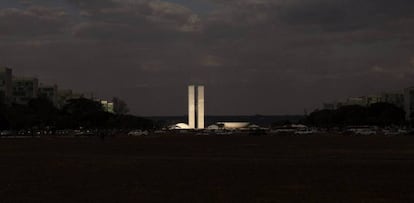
[1,0,414,116]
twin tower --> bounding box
[188,85,204,129]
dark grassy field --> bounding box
[1,135,414,202]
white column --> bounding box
[197,85,205,129]
[188,85,195,129]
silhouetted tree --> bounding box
[27,97,59,128]
[63,98,103,115]
[307,103,405,127]
[366,103,405,126]
[0,97,154,132]
[271,120,292,128]
[112,97,129,115]
[7,103,32,129]
[0,95,9,130]
[61,98,104,128]
[334,105,367,126]
[307,109,335,128]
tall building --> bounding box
[39,84,58,106]
[0,67,12,104]
[12,77,39,105]
[188,85,205,129]
[197,86,205,129]
[380,92,404,109]
[188,85,195,129]
[404,87,414,121]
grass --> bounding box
[0,135,414,202]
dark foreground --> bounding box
[1,136,414,203]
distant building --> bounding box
[12,77,38,105]
[188,85,205,129]
[404,87,414,121]
[100,100,114,113]
[345,97,367,106]
[216,122,250,129]
[0,67,12,104]
[39,84,58,106]
[321,88,411,120]
[366,95,381,106]
[323,102,339,110]
[57,89,85,108]
[340,95,382,107]
[380,92,404,109]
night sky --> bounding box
[1,0,414,116]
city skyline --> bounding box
[1,0,414,116]
[0,67,117,113]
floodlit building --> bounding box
[188,85,195,128]
[0,67,12,104]
[100,100,115,113]
[169,123,191,130]
[217,122,250,129]
[197,86,205,129]
[188,85,205,129]
[206,122,262,130]
[39,83,58,106]
[12,77,39,105]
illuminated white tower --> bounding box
[197,86,205,129]
[188,85,195,129]
[188,85,205,129]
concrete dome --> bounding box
[207,125,219,130]
[218,122,250,129]
[170,123,191,129]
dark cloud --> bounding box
[278,0,414,32]
[1,0,414,115]
[0,6,71,37]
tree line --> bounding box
[306,102,406,128]
[0,97,153,130]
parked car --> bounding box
[0,130,13,136]
[383,128,408,136]
[348,127,377,135]
[294,128,317,135]
[128,130,149,136]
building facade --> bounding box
[39,84,58,106]
[404,87,414,121]
[100,100,115,113]
[380,92,404,109]
[12,77,39,105]
[197,86,205,129]
[188,85,195,129]
[188,85,205,129]
[0,67,12,104]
